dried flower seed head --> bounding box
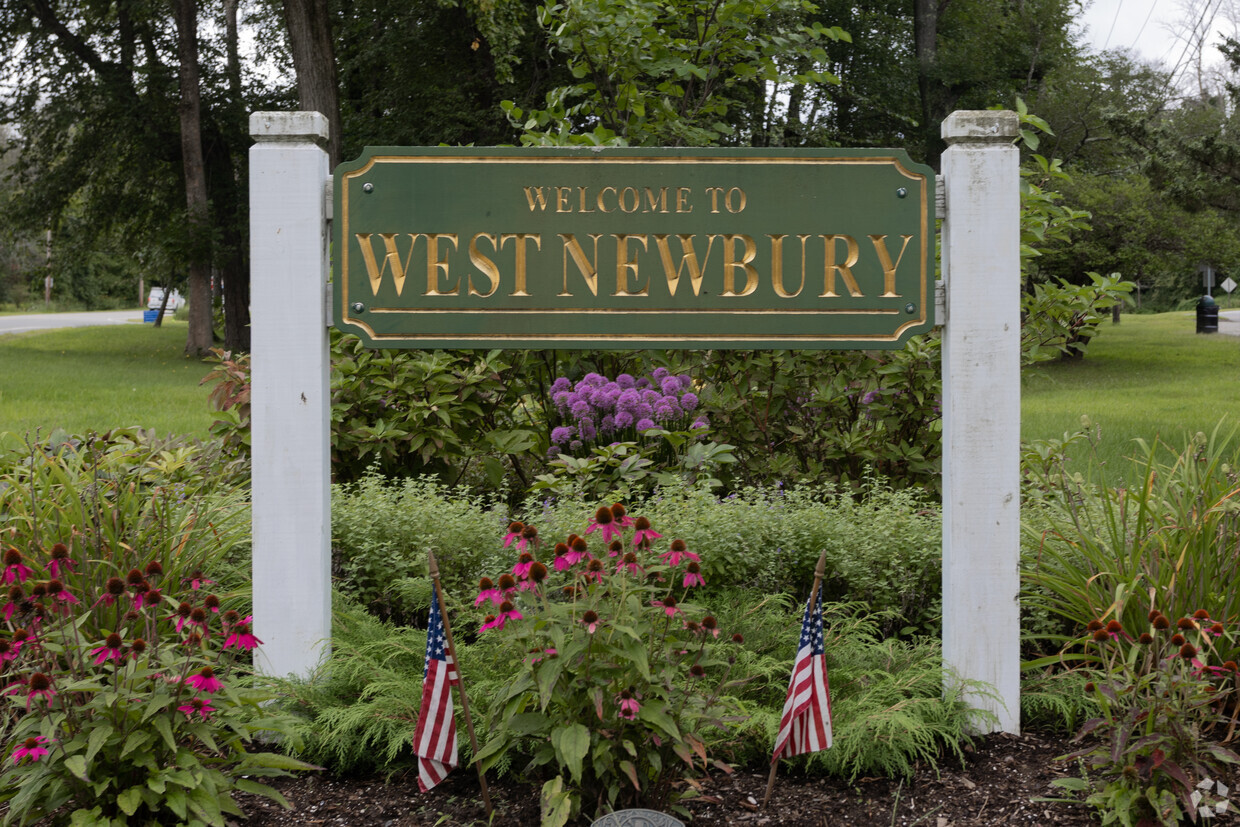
[46,580,62,593]
[732,633,744,644]
[1153,615,1171,630]
[12,628,30,643]
[1092,629,1110,642]
[1194,609,1211,620]
[609,540,623,554]
[204,594,220,610]
[498,574,516,591]
[131,638,146,654]
[145,589,162,606]
[582,610,599,624]
[670,539,687,553]
[1181,643,1198,660]
[518,552,533,565]
[106,577,125,596]
[126,568,144,585]
[507,521,524,534]
[30,583,46,598]
[1087,619,1104,632]
[530,562,548,583]
[594,506,614,526]
[1148,609,1161,622]
[1225,661,1239,672]
[190,608,207,623]
[177,602,192,618]
[144,561,163,577]
[1139,633,1154,645]
[663,595,678,608]
[611,504,627,520]
[562,586,578,597]
[1105,620,1123,635]
[478,577,494,591]
[222,609,240,624]
[29,673,51,692]
[499,601,515,614]
[686,561,701,574]
[1177,617,1196,631]
[3,548,21,566]
[521,525,538,540]
[702,616,718,630]
[686,621,700,632]
[7,585,21,600]
[105,632,123,648]
[554,543,569,557]
[571,536,589,553]
[622,551,638,565]
[690,664,705,678]
[587,559,604,573]
[1084,682,1096,692]
[50,543,69,560]
[1212,623,1225,635]
[1171,634,1186,646]
[634,516,651,532]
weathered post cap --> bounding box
[941,111,1019,145]
[249,111,329,146]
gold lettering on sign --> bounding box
[577,187,595,213]
[467,233,500,297]
[705,187,723,214]
[820,235,863,297]
[556,187,573,213]
[676,187,693,214]
[356,233,415,296]
[559,234,602,296]
[613,234,650,296]
[769,234,810,298]
[499,233,540,296]
[523,187,550,212]
[869,234,914,297]
[721,234,759,297]
[654,234,714,297]
[643,188,668,213]
[422,234,460,296]
[597,186,617,213]
[725,187,747,213]
[619,187,640,214]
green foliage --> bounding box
[506,0,847,146]
[1022,425,1240,667]
[1021,272,1133,364]
[1054,616,1240,826]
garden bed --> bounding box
[236,731,1110,826]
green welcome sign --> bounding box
[332,147,934,349]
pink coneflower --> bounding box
[25,672,55,709]
[224,619,262,651]
[607,540,624,558]
[45,579,79,612]
[617,689,640,720]
[661,540,699,568]
[475,577,504,607]
[481,601,523,632]
[581,558,605,585]
[186,607,209,633]
[91,633,125,665]
[586,507,624,544]
[178,696,216,720]
[652,596,682,617]
[172,602,193,633]
[0,640,13,664]
[512,552,535,580]
[701,616,720,638]
[46,543,75,578]
[185,667,223,694]
[95,577,126,608]
[524,647,557,665]
[631,516,661,548]
[2,548,32,585]
[616,552,642,576]
[610,504,635,528]
[521,524,540,550]
[502,521,527,550]
[682,561,705,588]
[11,736,52,764]
[203,594,221,614]
[3,585,23,622]
[185,571,214,591]
[581,610,600,634]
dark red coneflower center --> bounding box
[7,585,21,600]
[571,537,589,553]
[105,633,123,648]
[132,638,147,653]
[30,584,46,598]
[1177,617,1196,630]
[702,616,717,630]
[686,561,701,574]
[126,568,144,585]
[529,562,548,583]
[1086,619,1104,632]
[623,552,638,564]
[51,543,69,560]
[190,608,207,623]
[106,578,125,596]
[1194,609,1211,620]
[29,673,51,691]
[198,667,215,679]
[222,609,240,624]
[1181,643,1198,659]
[634,516,651,531]
[690,664,705,677]
[619,689,632,700]
[507,521,524,534]
[611,504,627,519]
[587,559,604,573]
[3,548,21,566]
[479,577,494,590]
[1105,620,1122,634]
[594,507,614,525]
[663,595,678,608]
[13,628,30,642]
[1139,633,1154,645]
[554,543,569,556]
[177,602,192,618]
[204,594,220,610]
[1153,615,1171,630]
[23,737,40,749]
[522,525,538,540]
[670,539,687,553]
[731,633,744,644]
[518,552,533,564]
[144,561,163,576]
[145,589,162,606]
[1171,634,1186,646]
[498,574,516,590]
[47,580,63,593]
[1148,609,1161,622]
[1092,629,1109,642]
[499,601,515,613]
[582,610,599,624]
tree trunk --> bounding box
[913,0,943,168]
[283,0,343,166]
[172,0,215,357]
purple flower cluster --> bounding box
[549,368,708,454]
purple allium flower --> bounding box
[553,391,573,412]
[599,414,616,435]
[678,374,694,390]
[654,404,675,422]
[582,372,605,387]
[680,392,698,411]
[550,426,575,445]
[571,399,592,420]
[652,367,669,382]
[616,373,636,389]
[569,440,583,451]
[636,418,656,432]
[692,417,709,430]
[614,411,634,428]
[578,418,597,441]
[550,377,571,394]
[660,377,680,395]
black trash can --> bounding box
[1197,295,1219,334]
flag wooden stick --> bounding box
[428,551,493,817]
[762,548,828,810]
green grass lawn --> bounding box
[0,322,215,441]
[1021,311,1240,480]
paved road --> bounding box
[1219,309,1240,336]
[0,310,146,336]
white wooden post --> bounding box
[940,110,1022,733]
[249,112,332,678]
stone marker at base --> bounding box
[590,809,685,827]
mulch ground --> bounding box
[235,730,1132,826]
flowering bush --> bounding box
[548,368,706,455]
[0,541,312,825]
[470,506,739,824]
[1055,610,1240,826]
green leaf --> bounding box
[618,759,641,791]
[120,729,152,760]
[117,786,143,816]
[63,754,90,783]
[86,723,114,766]
[551,723,590,784]
[241,752,322,772]
[540,776,573,827]
[234,778,293,809]
[153,715,177,751]
[637,701,680,741]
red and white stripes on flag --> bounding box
[414,588,459,792]
[771,587,833,763]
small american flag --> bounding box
[771,586,833,763]
[414,588,459,792]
